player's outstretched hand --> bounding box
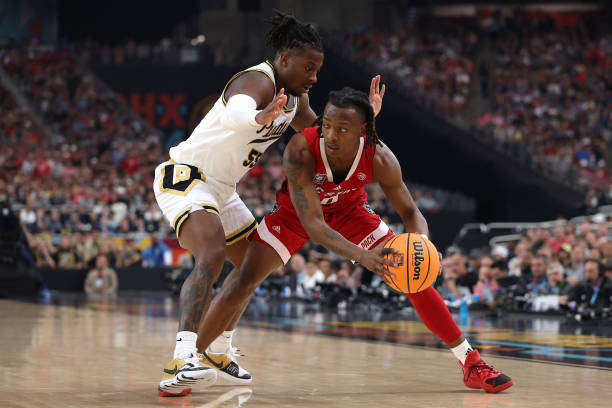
[255,88,287,125]
[358,244,397,280]
[369,75,386,117]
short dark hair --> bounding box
[491,259,508,271]
[585,258,603,276]
[445,246,463,258]
[266,11,323,54]
[330,260,342,271]
[479,253,493,260]
[314,87,380,153]
[532,254,548,263]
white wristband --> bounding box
[220,94,261,129]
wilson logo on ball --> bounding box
[412,241,424,280]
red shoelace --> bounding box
[464,359,497,382]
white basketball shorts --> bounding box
[153,160,257,245]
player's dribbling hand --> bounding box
[255,88,287,125]
[358,244,397,280]
[369,75,386,117]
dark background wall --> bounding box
[40,267,171,292]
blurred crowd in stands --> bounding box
[435,217,612,318]
[0,45,167,270]
[479,13,612,192]
[334,21,476,118]
[335,9,612,196]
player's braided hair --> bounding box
[266,11,323,54]
[313,87,380,152]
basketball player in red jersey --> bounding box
[197,87,514,393]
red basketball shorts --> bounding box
[250,202,395,264]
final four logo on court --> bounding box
[313,174,326,184]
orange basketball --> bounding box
[382,233,439,294]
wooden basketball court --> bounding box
[1,298,610,407]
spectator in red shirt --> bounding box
[120,155,140,174]
[34,155,51,178]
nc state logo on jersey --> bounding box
[357,172,366,181]
[312,173,327,184]
[313,173,326,184]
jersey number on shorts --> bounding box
[243,149,262,168]
[160,163,204,196]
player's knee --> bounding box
[193,243,226,272]
[224,271,259,301]
[239,280,259,300]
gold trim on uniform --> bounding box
[222,61,297,113]
[200,203,220,216]
[221,68,276,106]
[225,218,258,245]
[173,207,191,236]
[283,95,298,113]
[172,203,220,237]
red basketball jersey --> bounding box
[277,126,375,213]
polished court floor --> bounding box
[1,296,611,407]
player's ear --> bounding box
[360,123,366,135]
[279,51,291,68]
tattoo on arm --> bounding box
[285,147,311,213]
[284,146,303,181]
[292,185,309,212]
[320,225,362,260]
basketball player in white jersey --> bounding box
[155,12,386,396]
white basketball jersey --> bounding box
[169,61,299,186]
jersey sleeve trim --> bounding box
[221,68,276,106]
[282,95,298,113]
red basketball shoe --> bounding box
[461,350,514,393]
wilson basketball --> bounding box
[382,233,439,294]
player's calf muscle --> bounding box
[221,270,258,302]
[179,262,216,331]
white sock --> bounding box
[209,330,234,354]
[173,331,197,359]
[451,339,474,365]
